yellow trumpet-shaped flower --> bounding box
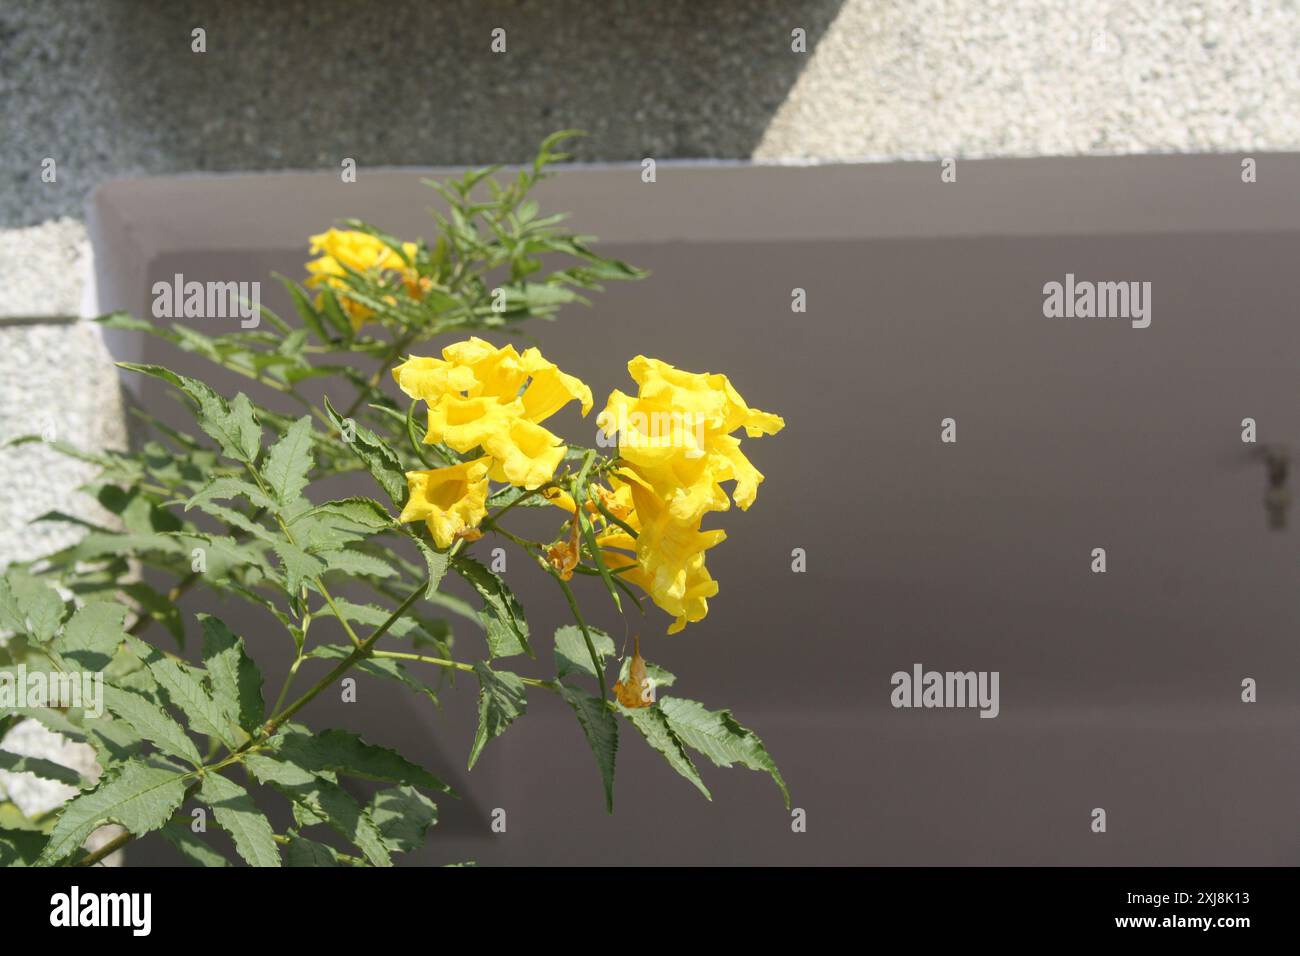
[305,228,419,331]
[517,347,593,422]
[394,338,591,491]
[398,457,491,549]
[597,357,783,524]
[425,395,522,454]
[483,417,568,490]
[597,474,725,634]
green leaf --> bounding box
[324,396,407,507]
[316,548,395,579]
[618,703,710,801]
[0,576,25,634]
[0,828,49,866]
[36,761,189,865]
[486,485,553,510]
[454,556,531,659]
[658,697,788,808]
[117,364,261,464]
[102,686,202,766]
[185,476,275,513]
[262,415,314,506]
[55,600,128,671]
[198,772,281,867]
[284,833,344,866]
[556,684,618,812]
[160,820,231,866]
[299,497,394,532]
[123,635,235,748]
[245,756,390,867]
[0,749,84,786]
[369,785,438,854]
[412,534,451,598]
[4,570,65,643]
[468,662,527,770]
[274,728,451,793]
[275,275,331,343]
[271,539,327,594]
[554,624,615,682]
[199,614,265,735]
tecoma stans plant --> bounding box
[0,133,787,869]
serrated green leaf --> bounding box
[324,396,407,507]
[160,820,231,866]
[316,548,395,579]
[412,534,451,598]
[246,757,389,866]
[117,364,261,464]
[454,556,531,659]
[198,772,281,867]
[0,828,48,866]
[284,833,344,866]
[275,729,451,793]
[469,662,526,770]
[369,785,438,854]
[554,625,615,682]
[276,275,331,343]
[55,600,128,671]
[299,497,394,531]
[0,749,84,786]
[658,697,788,808]
[199,614,264,735]
[36,761,188,865]
[123,635,234,748]
[556,684,617,812]
[4,570,65,643]
[185,476,275,513]
[0,576,25,634]
[271,539,326,594]
[618,703,710,801]
[263,415,314,506]
[102,686,202,766]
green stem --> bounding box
[75,829,133,867]
[553,570,607,700]
[372,650,551,689]
[262,577,426,734]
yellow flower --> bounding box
[597,357,783,523]
[483,417,568,490]
[304,229,419,331]
[597,474,725,634]
[394,339,591,490]
[425,395,522,453]
[397,457,491,549]
[517,348,593,421]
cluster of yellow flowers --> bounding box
[393,338,592,546]
[305,229,426,330]
[391,338,782,635]
[589,358,784,633]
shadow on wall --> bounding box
[1,0,845,227]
